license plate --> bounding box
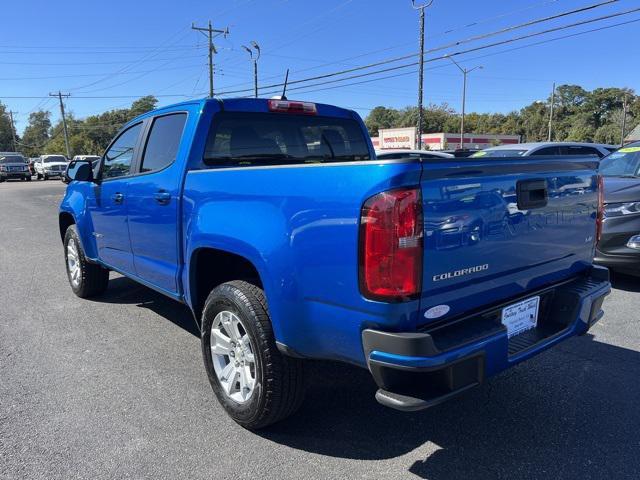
[501,296,540,338]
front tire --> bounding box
[64,225,109,298]
[201,281,305,429]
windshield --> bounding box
[471,149,527,158]
[599,146,640,177]
[44,156,67,163]
[204,112,371,167]
[0,155,25,163]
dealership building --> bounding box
[371,127,520,151]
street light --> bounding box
[242,41,261,98]
[412,0,434,150]
[445,55,482,150]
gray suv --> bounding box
[0,154,31,182]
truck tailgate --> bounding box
[419,156,599,325]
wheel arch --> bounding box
[188,247,265,327]
[59,211,76,244]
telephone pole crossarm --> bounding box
[192,21,230,97]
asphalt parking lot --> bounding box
[1,180,639,480]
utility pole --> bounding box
[8,110,18,152]
[242,41,261,98]
[192,21,229,97]
[49,91,71,159]
[412,0,434,150]
[547,82,556,142]
[445,56,482,150]
[621,94,628,146]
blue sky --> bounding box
[3,0,639,133]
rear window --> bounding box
[204,112,371,167]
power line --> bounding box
[66,28,192,93]
[214,0,614,92]
[0,63,208,81]
[0,54,206,66]
[214,5,640,97]
[250,15,640,99]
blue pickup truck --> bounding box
[59,98,611,429]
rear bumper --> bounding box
[595,216,640,274]
[362,266,611,411]
[595,249,640,274]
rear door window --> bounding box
[140,113,187,173]
[204,112,371,167]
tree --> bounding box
[594,123,621,144]
[35,96,159,157]
[0,102,16,151]
[20,111,51,157]
[362,84,638,144]
[128,95,158,119]
[364,106,400,136]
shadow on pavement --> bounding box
[259,335,640,479]
[89,275,200,337]
[85,274,639,479]
[610,271,640,293]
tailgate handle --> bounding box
[516,179,548,209]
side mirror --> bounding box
[64,160,94,183]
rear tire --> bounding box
[64,225,109,298]
[201,280,305,429]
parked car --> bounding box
[472,142,617,158]
[35,154,68,180]
[0,154,31,182]
[376,149,454,161]
[595,142,640,275]
[59,97,610,429]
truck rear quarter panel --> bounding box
[182,160,423,365]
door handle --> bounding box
[153,191,171,205]
[111,192,124,204]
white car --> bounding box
[471,142,617,159]
[375,149,455,161]
[35,155,69,180]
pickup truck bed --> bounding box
[60,97,610,428]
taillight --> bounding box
[359,187,423,302]
[596,174,604,244]
[267,99,317,115]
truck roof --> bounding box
[485,141,617,150]
[127,97,357,125]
